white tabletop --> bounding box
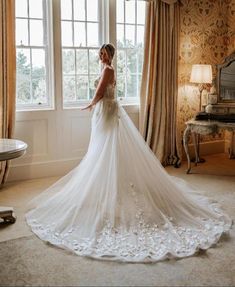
[0,139,27,161]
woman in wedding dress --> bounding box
[26,43,232,263]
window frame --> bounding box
[116,0,145,105]
[15,0,145,112]
[15,0,55,111]
[60,0,104,108]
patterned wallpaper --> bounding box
[177,0,235,153]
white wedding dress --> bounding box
[26,77,232,263]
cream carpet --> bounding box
[0,153,235,286]
[0,233,234,287]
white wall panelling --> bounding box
[8,105,139,182]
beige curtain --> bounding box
[140,0,180,167]
[0,0,16,184]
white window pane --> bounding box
[30,20,44,46]
[89,75,99,99]
[137,25,144,47]
[137,1,145,25]
[127,74,137,97]
[17,49,30,66]
[138,49,144,72]
[74,0,85,21]
[63,76,76,101]
[117,50,125,74]
[63,49,75,74]
[127,50,137,73]
[16,19,28,46]
[117,74,125,98]
[31,49,47,104]
[74,22,86,47]
[117,24,124,48]
[117,0,124,23]
[76,50,88,74]
[116,1,145,100]
[16,76,31,103]
[89,49,100,74]
[62,21,73,46]
[87,23,99,47]
[87,0,98,21]
[32,49,45,71]
[16,0,28,18]
[125,25,135,47]
[61,0,72,20]
[32,77,47,104]
[125,0,135,24]
[76,76,88,100]
[29,0,43,19]
[16,49,31,104]
[138,74,142,96]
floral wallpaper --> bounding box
[177,0,235,154]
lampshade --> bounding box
[190,64,212,84]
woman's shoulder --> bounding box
[103,65,114,74]
[102,66,115,80]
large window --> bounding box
[116,0,145,101]
[15,0,146,111]
[15,0,53,110]
[61,0,101,107]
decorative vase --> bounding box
[205,104,213,114]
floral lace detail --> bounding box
[27,206,231,263]
[94,77,116,101]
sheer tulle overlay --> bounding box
[26,79,232,263]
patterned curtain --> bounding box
[0,0,16,184]
[140,0,181,167]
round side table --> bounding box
[0,139,27,224]
[0,139,27,161]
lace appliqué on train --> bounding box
[27,203,230,263]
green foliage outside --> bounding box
[16,40,144,106]
[16,49,46,105]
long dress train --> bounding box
[26,78,232,263]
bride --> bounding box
[26,43,232,263]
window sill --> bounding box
[16,102,140,114]
[16,106,55,113]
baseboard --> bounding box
[8,140,225,182]
[7,157,83,182]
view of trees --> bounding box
[16,49,46,105]
[16,43,144,106]
[62,48,100,102]
[15,0,145,107]
[62,40,144,104]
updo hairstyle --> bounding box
[100,43,115,64]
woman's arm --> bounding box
[81,67,114,111]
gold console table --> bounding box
[183,119,235,174]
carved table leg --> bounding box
[183,126,191,174]
[192,132,199,165]
[229,131,235,159]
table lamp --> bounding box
[190,64,212,111]
[190,64,212,163]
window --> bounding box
[116,0,146,102]
[61,0,101,107]
[15,0,145,111]
[15,0,53,110]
